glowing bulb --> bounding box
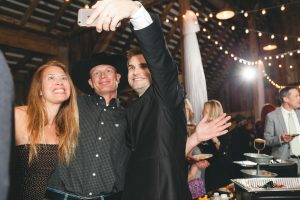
[284,36,288,41]
[231,54,234,57]
[218,21,222,26]
[290,65,293,69]
[174,17,178,21]
[234,57,237,60]
[297,50,300,54]
[203,28,207,32]
[225,50,228,54]
[276,55,279,59]
[281,54,284,58]
[269,56,272,60]
[207,35,211,39]
[245,29,249,34]
[271,34,275,39]
[268,63,272,66]
[289,52,293,56]
[84,4,89,8]
[182,15,186,18]
[219,46,223,50]
[258,32,262,37]
[196,12,200,16]
[244,12,248,17]
[231,25,235,30]
[215,41,219,45]
[264,57,268,60]
[297,37,300,42]
[209,13,213,18]
[165,19,169,23]
[279,64,282,68]
[204,17,208,22]
[280,5,286,11]
[262,9,266,15]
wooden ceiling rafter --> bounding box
[47,1,71,32]
[20,0,41,26]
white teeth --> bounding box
[54,89,65,93]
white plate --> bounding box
[190,153,213,161]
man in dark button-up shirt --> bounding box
[46,53,130,200]
[88,1,231,200]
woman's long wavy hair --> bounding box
[26,60,79,164]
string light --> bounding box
[297,37,300,42]
[271,34,275,39]
[245,29,249,34]
[284,36,288,41]
[209,13,213,18]
[196,12,200,17]
[244,12,248,17]
[84,4,89,8]
[174,17,178,21]
[280,5,286,11]
[231,25,235,30]
[290,65,293,69]
[258,32,262,37]
[165,18,169,23]
[261,9,267,15]
[204,17,208,22]
[218,21,222,26]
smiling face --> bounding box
[127,54,151,96]
[41,66,71,105]
[88,64,121,97]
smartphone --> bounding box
[78,8,97,27]
[290,134,300,137]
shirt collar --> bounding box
[281,106,295,115]
[90,94,120,108]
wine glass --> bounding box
[254,138,266,154]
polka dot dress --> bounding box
[14,144,58,200]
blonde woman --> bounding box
[200,100,233,192]
[12,61,79,200]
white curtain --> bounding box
[256,61,266,120]
[183,10,207,124]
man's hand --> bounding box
[280,134,293,142]
[86,0,140,32]
[194,113,231,143]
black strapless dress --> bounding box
[13,144,58,200]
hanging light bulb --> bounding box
[209,13,213,18]
[262,9,266,15]
[231,25,235,30]
[269,56,272,60]
[297,37,300,42]
[289,52,293,56]
[271,34,275,39]
[204,17,208,22]
[165,18,169,23]
[280,54,284,58]
[219,46,223,50]
[245,29,249,34]
[297,50,300,54]
[264,57,268,60]
[216,8,235,20]
[225,50,229,54]
[279,64,282,68]
[268,63,272,66]
[276,55,279,59]
[215,41,219,45]
[218,21,222,26]
[231,54,234,57]
[174,17,178,21]
[244,12,248,17]
[258,32,262,37]
[203,28,207,32]
[196,12,200,17]
[207,35,211,39]
[290,65,293,69]
[84,4,89,8]
[280,5,286,11]
[284,36,288,41]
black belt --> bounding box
[45,189,122,200]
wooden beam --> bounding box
[160,1,174,22]
[47,1,70,32]
[20,0,41,26]
[93,31,116,53]
[166,22,178,42]
[0,26,66,56]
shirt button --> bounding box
[100,122,104,125]
[89,192,93,196]
[92,173,96,176]
[96,154,99,157]
[98,137,102,140]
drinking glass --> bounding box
[254,138,266,154]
